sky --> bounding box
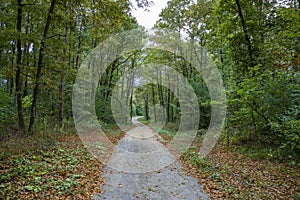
[130,0,169,29]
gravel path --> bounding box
[92,117,208,200]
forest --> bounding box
[0,0,299,199]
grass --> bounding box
[137,117,151,125]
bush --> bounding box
[0,89,17,134]
[226,67,300,160]
[271,120,300,159]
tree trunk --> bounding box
[16,0,25,132]
[235,0,254,71]
[130,93,133,119]
[120,67,125,124]
[75,15,83,70]
[9,42,15,95]
[157,69,164,111]
[28,0,56,132]
[151,84,156,122]
[23,75,28,97]
[144,90,149,120]
[58,75,65,128]
[59,11,69,128]
[23,13,30,98]
[130,62,136,120]
[166,74,171,122]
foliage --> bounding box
[0,135,104,199]
[182,143,300,199]
[0,0,140,133]
[137,117,151,125]
[156,0,300,160]
[0,89,15,125]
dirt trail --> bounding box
[92,117,208,200]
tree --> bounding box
[1,0,144,133]
[16,0,25,131]
[154,0,299,159]
[28,0,57,132]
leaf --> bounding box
[24,185,34,191]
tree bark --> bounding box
[29,0,56,132]
[235,0,254,70]
[23,13,30,97]
[151,84,156,122]
[75,16,83,70]
[144,90,149,120]
[58,75,65,127]
[59,9,69,128]
[10,42,15,95]
[130,93,133,119]
[166,74,170,122]
[16,0,25,132]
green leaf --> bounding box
[24,185,34,191]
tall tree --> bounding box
[29,0,57,132]
[16,0,25,131]
[234,0,254,70]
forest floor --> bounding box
[158,130,299,199]
[0,123,299,199]
[180,142,300,199]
